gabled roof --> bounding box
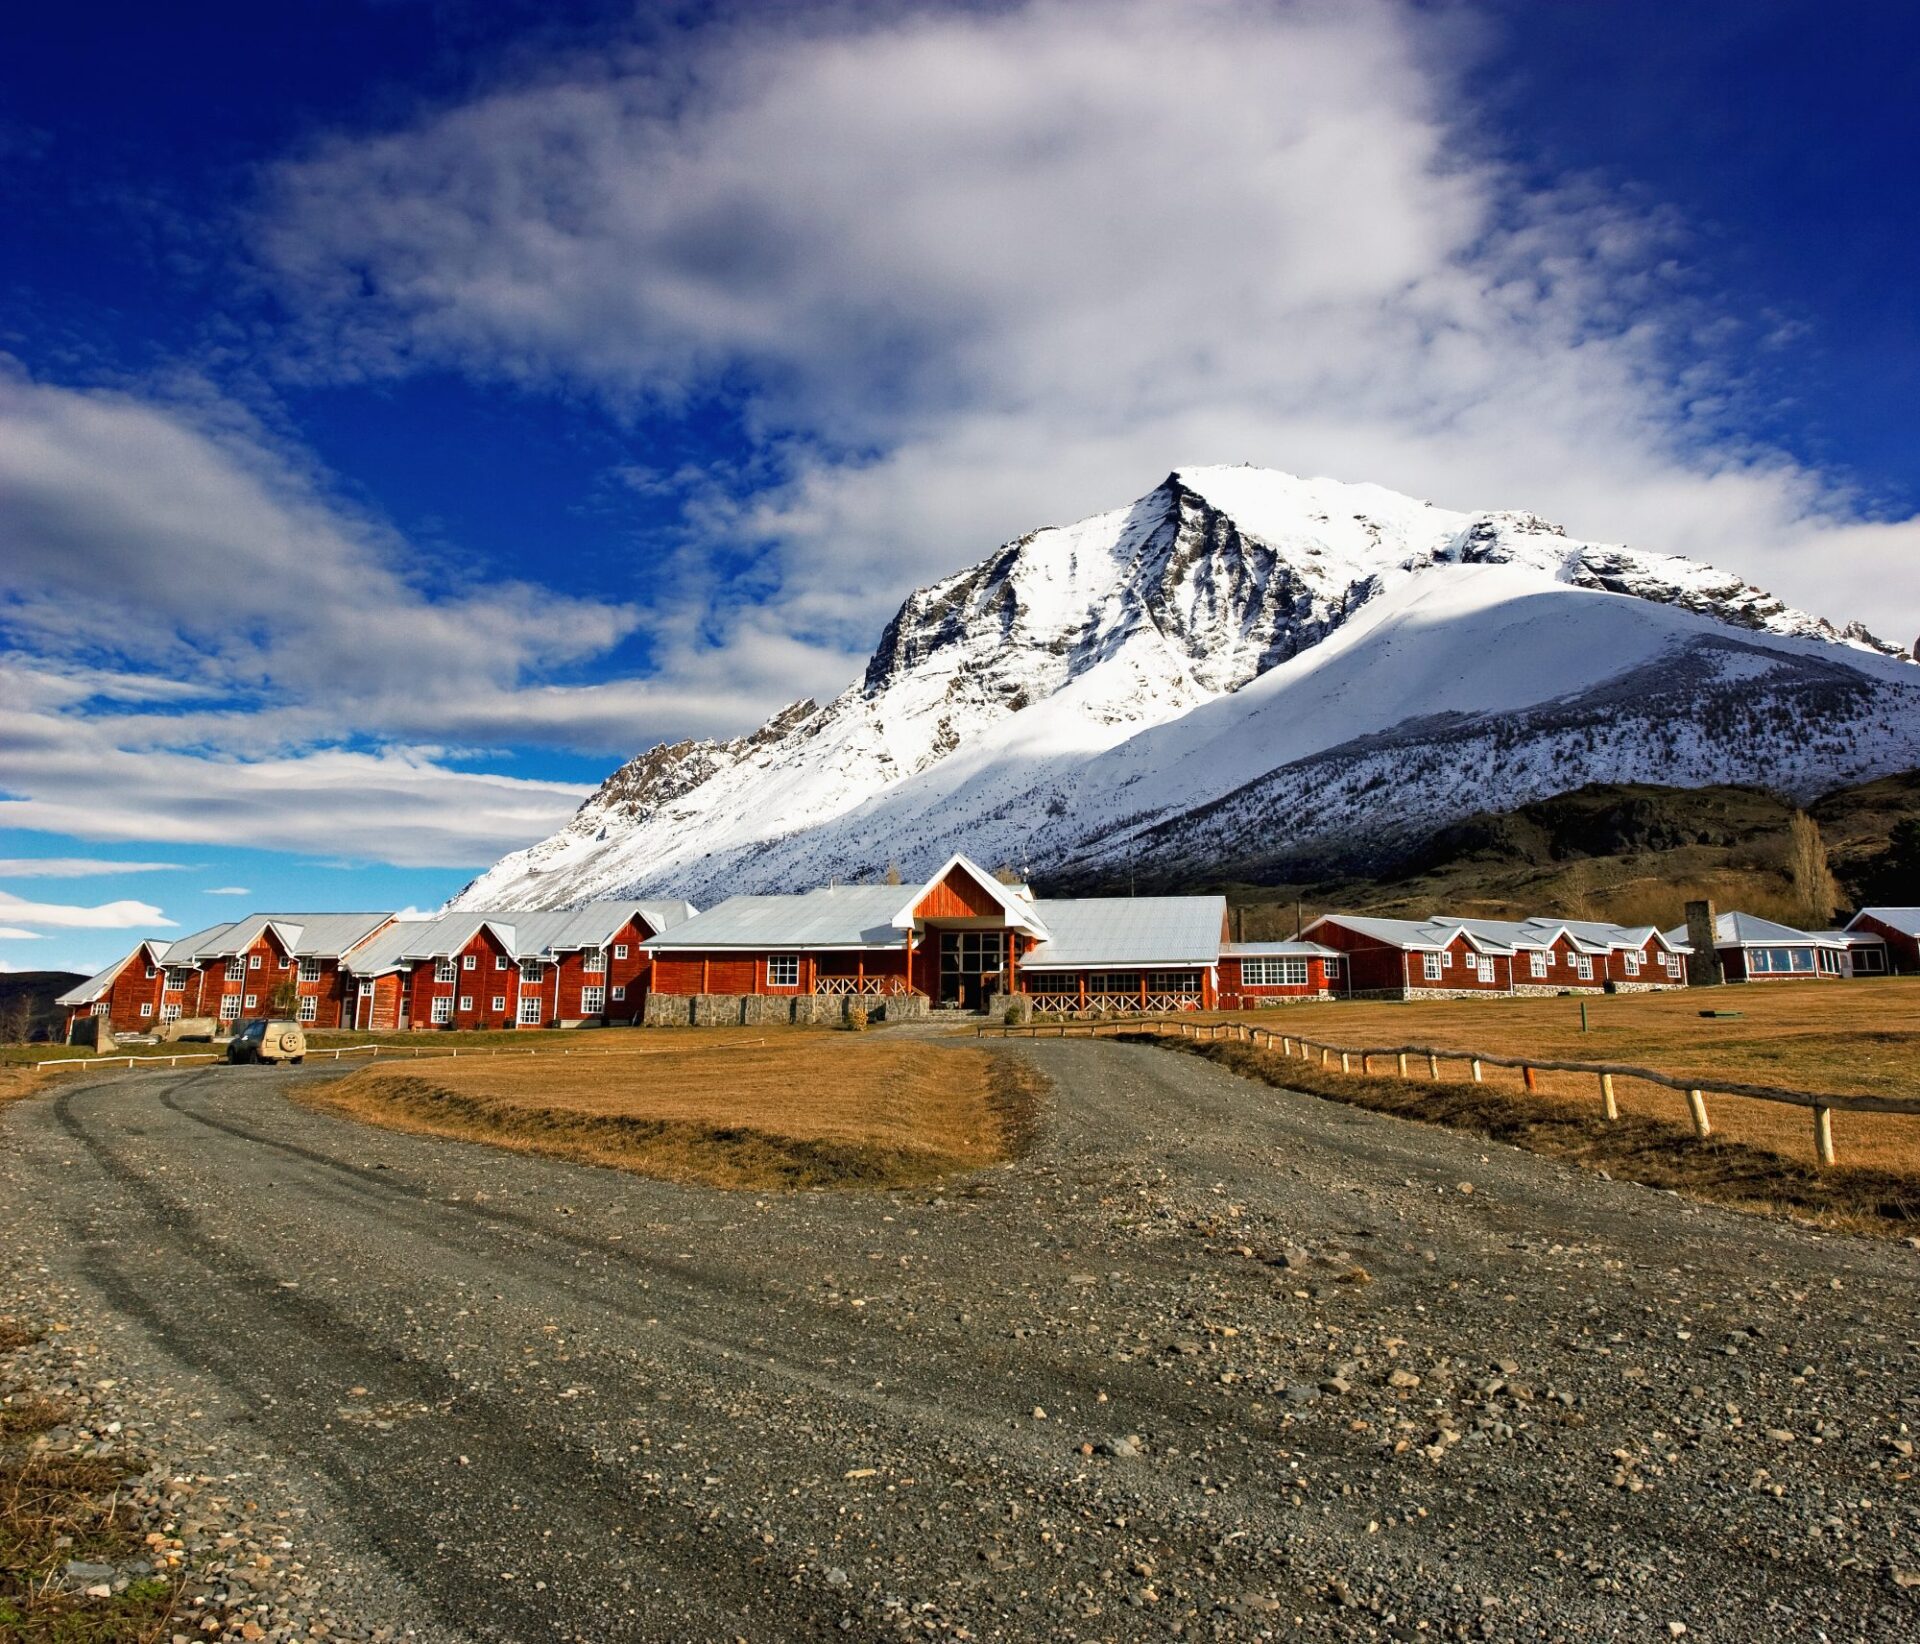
[505,899,696,956]
[1846,907,1920,939]
[644,886,910,950]
[1305,914,1499,953]
[895,853,1049,937]
[1659,911,1846,948]
[1018,897,1226,970]
[57,952,136,1006]
[1221,940,1342,958]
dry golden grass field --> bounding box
[1190,978,1920,1176]
[308,1028,1039,1191]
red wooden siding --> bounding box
[912,865,1003,921]
[1850,913,1920,974]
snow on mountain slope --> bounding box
[454,466,1917,908]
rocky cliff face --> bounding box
[453,466,1917,910]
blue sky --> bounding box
[3,0,1916,975]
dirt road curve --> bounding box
[7,1042,1918,1641]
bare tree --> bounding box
[0,996,33,1045]
[884,860,902,886]
[1788,811,1840,928]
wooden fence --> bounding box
[978,1016,1920,1168]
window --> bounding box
[297,997,318,1022]
[1241,956,1307,987]
[767,955,800,987]
[581,985,606,1015]
[139,1002,153,1017]
[518,996,542,1025]
[614,944,629,960]
[496,955,509,971]
[1149,970,1204,993]
[1422,953,1442,980]
[1088,972,1142,994]
[435,958,457,984]
[145,963,157,978]
[1440,949,1454,969]
[611,985,626,1001]
[1665,953,1682,974]
[161,1004,181,1023]
[226,957,246,981]
[462,953,477,971]
[249,954,262,970]
[1529,952,1548,978]
[520,959,544,982]
[280,956,293,970]
[431,997,453,1024]
[583,947,606,974]
[1573,955,1591,979]
[458,995,473,1011]
[300,958,322,982]
[167,970,192,992]
[219,995,242,1020]
[1622,952,1640,975]
[1027,973,1076,994]
[243,993,258,1009]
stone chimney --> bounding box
[1684,898,1724,987]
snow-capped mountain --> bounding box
[454,466,1920,908]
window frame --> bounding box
[1422,953,1443,981]
[297,996,318,1023]
[430,996,453,1025]
[518,996,542,1025]
[434,957,458,984]
[766,954,800,988]
[580,984,606,1015]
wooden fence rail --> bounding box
[978,1015,1920,1168]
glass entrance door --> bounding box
[938,930,1004,1009]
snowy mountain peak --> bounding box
[455,466,1916,911]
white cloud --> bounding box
[255,0,1920,648]
[0,927,43,940]
[0,704,595,867]
[203,886,252,896]
[0,858,185,877]
[0,889,175,929]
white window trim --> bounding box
[243,993,257,1010]
[430,996,453,1024]
[1530,952,1548,978]
[297,996,318,1022]
[1422,953,1443,981]
[161,1003,181,1023]
[434,958,457,984]
[581,985,606,1015]
[219,996,242,1020]
[767,954,800,988]
[249,954,263,970]
[1623,952,1640,975]
[1575,955,1593,980]
[611,984,626,1001]
[583,947,606,975]
[226,957,246,981]
[299,958,323,982]
[495,955,509,971]
[139,1002,153,1017]
[457,994,473,1011]
[518,996,542,1025]
[462,953,477,971]
[1440,949,1454,969]
[613,944,629,960]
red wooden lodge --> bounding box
[1304,914,1688,998]
[641,853,1345,1017]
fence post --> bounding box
[1686,1088,1712,1139]
[1522,1065,1538,1092]
[1427,1052,1439,1079]
[1813,1105,1836,1168]
[1339,1052,1351,1074]
[1470,1058,1483,1083]
[1360,1052,1371,1074]
[1396,1052,1409,1078]
[1599,1072,1618,1121]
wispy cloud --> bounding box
[203,886,252,896]
[0,927,43,940]
[0,889,175,929]
[253,0,1919,650]
[0,857,185,877]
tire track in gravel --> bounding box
[45,1073,1324,1638]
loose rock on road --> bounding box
[5,1038,1917,1641]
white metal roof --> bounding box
[1017,897,1226,970]
[892,853,1049,937]
[644,886,911,951]
[1847,907,1920,939]
[1658,911,1847,948]
[1316,912,1683,956]
[1221,940,1342,958]
[57,955,130,1006]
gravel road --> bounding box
[5,1040,1918,1642]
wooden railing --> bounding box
[978,1015,1920,1168]
[814,977,914,997]
[1028,991,1204,1015]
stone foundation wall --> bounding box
[644,991,929,1027]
